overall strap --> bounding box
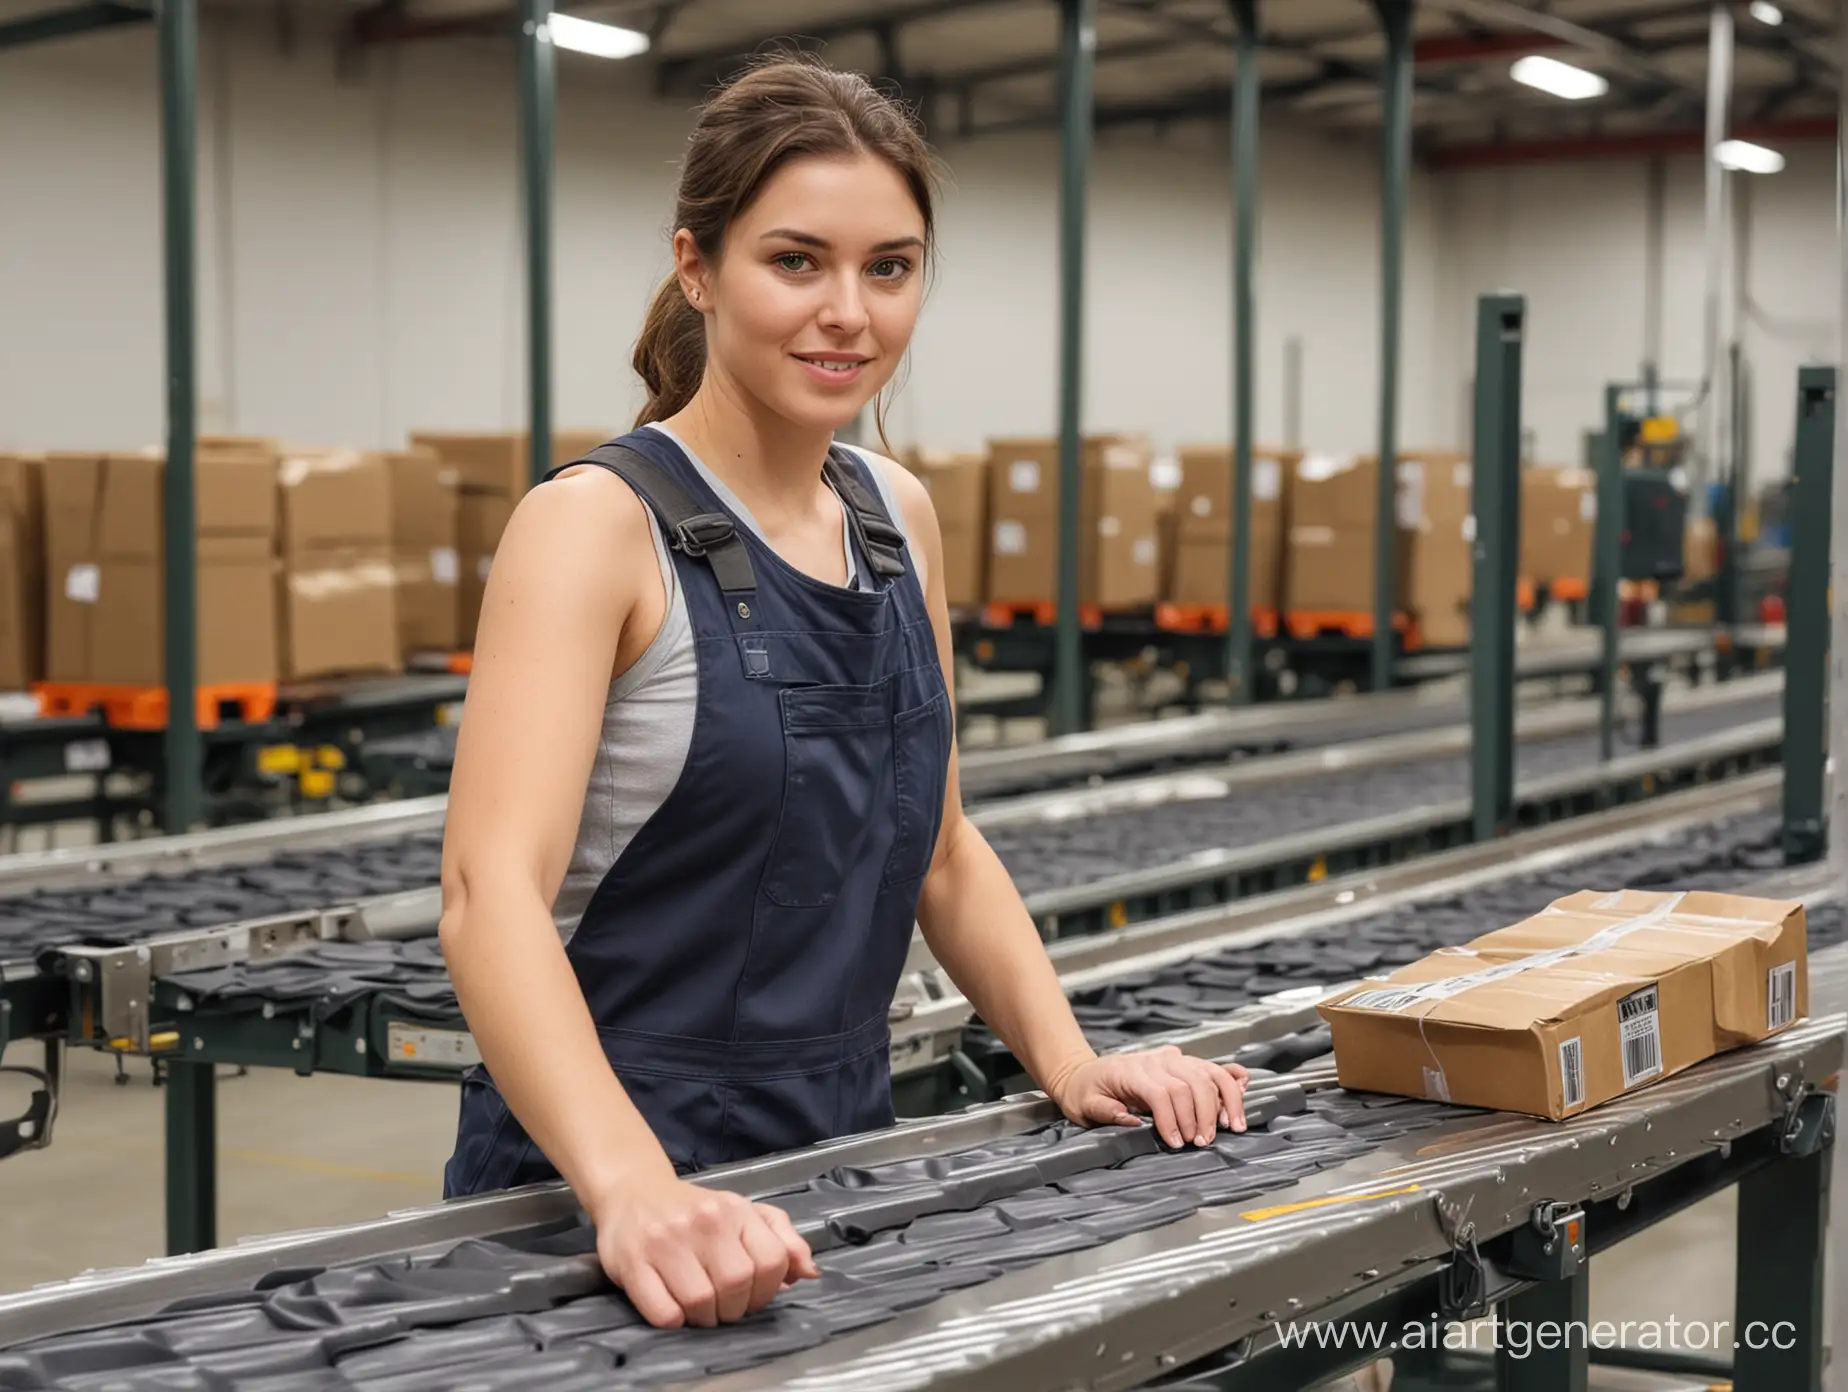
[546,443,757,594]
[823,447,909,581]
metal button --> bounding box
[737,602,751,619]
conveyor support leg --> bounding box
[165,1059,217,1256]
[1732,1142,1829,1392]
[1494,1268,1589,1392]
[1784,366,1834,863]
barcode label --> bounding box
[1618,984,1663,1088]
[1560,1038,1585,1108]
[1768,962,1797,1031]
[1345,988,1428,1013]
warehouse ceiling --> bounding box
[491,0,1840,163]
[10,0,1831,164]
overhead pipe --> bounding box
[1699,0,1734,503]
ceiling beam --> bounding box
[960,70,1352,139]
[0,0,148,49]
[1418,0,1700,96]
[1413,30,1566,63]
[1428,114,1836,169]
[653,0,1022,94]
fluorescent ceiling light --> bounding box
[1510,54,1609,101]
[546,12,650,59]
[1749,1,1784,24]
[1716,139,1786,173]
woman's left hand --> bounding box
[1047,1046,1250,1148]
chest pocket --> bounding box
[761,683,895,908]
[882,691,952,887]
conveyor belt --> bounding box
[0,1082,1467,1390]
[0,834,444,963]
[997,807,1842,1056]
[987,693,1778,897]
[319,631,1772,805]
[0,1022,1835,1392]
[0,684,1781,969]
[140,725,1791,1031]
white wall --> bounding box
[0,8,1439,461]
[0,8,1831,477]
[1432,142,1838,482]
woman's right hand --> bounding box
[593,1172,821,1328]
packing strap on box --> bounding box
[1341,891,1731,1104]
[1341,891,1691,1018]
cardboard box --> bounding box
[905,448,987,609]
[1165,445,1294,610]
[1284,453,1410,613]
[1319,889,1807,1121]
[1398,453,1474,648]
[1683,515,1718,582]
[44,450,279,687]
[386,449,461,654]
[409,429,613,499]
[985,435,1158,608]
[458,492,517,647]
[1521,466,1596,585]
[0,456,45,691]
[277,451,399,680]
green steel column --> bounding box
[1470,295,1523,843]
[519,0,555,488]
[1225,0,1259,704]
[1370,0,1411,692]
[1733,1145,1830,1392]
[1496,1271,1591,1392]
[1051,0,1094,736]
[1597,386,1624,762]
[1719,341,1743,631]
[164,1059,216,1254]
[1784,366,1834,864]
[159,0,202,834]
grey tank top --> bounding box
[552,424,919,941]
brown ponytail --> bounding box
[631,53,941,429]
[632,274,708,426]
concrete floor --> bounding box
[0,1047,458,1293]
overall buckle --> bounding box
[673,514,736,558]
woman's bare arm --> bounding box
[439,469,676,1205]
[438,469,816,1328]
[881,460,1247,1147]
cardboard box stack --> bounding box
[903,449,988,609]
[277,451,399,680]
[1398,451,1474,648]
[0,456,45,691]
[985,435,1159,609]
[1319,889,1807,1121]
[411,429,609,646]
[1683,515,1719,583]
[44,446,279,686]
[1520,466,1596,589]
[1283,453,1413,614]
[1166,445,1294,610]
[386,449,461,655]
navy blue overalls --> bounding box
[442,428,952,1195]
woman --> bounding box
[437,55,1249,1334]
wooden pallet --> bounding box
[1281,609,1414,643]
[34,682,279,731]
[1152,604,1280,639]
[981,601,1104,630]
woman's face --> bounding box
[685,153,927,434]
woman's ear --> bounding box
[672,229,712,312]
